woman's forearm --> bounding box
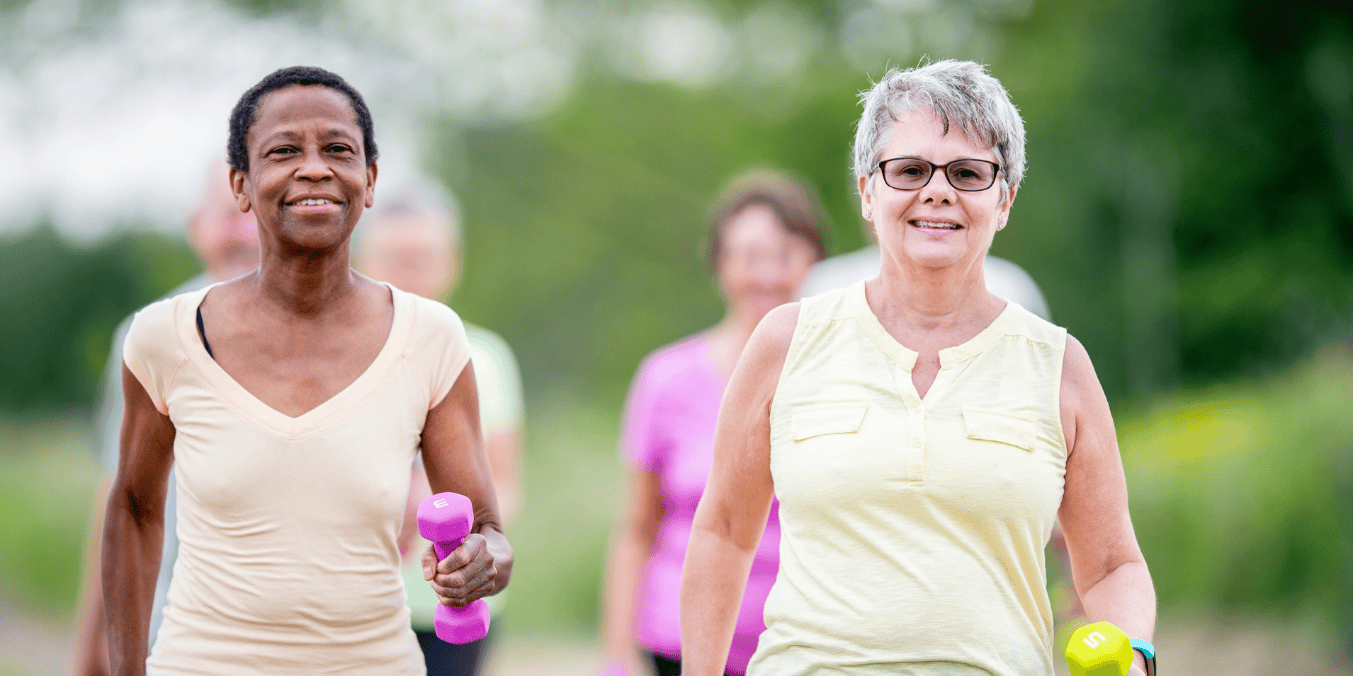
[101,489,165,676]
[75,480,112,676]
[1080,559,1156,674]
[600,526,652,663]
[679,525,758,676]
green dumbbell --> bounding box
[1065,621,1133,676]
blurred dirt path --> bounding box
[483,634,602,676]
[0,598,72,676]
[1,607,1347,676]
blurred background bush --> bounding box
[1,0,1350,673]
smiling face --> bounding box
[716,203,818,320]
[858,108,1016,274]
[229,85,376,253]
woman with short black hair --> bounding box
[103,66,511,675]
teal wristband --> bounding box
[1129,638,1156,676]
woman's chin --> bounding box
[895,242,974,271]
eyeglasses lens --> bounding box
[884,159,932,189]
[946,160,996,190]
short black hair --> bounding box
[227,66,378,172]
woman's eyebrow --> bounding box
[259,128,358,143]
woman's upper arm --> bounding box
[1057,336,1145,592]
[622,467,665,546]
[696,303,799,549]
[113,364,175,509]
[421,361,502,531]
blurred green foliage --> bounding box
[500,400,626,632]
[3,0,1350,410]
[1121,348,1353,640]
[0,417,101,615]
[0,227,197,410]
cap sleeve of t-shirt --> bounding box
[410,296,472,410]
[465,326,525,437]
[121,296,184,415]
[620,354,672,472]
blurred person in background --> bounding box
[680,60,1154,676]
[356,181,525,676]
[75,159,260,676]
[599,170,828,676]
[103,66,510,674]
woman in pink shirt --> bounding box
[600,170,828,676]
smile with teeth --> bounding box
[291,198,336,206]
[913,219,962,230]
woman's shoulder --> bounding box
[742,303,802,371]
[631,333,713,393]
[400,288,467,341]
[1002,300,1067,349]
[125,285,211,353]
[797,282,861,322]
[123,288,208,412]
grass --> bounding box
[499,395,626,634]
[0,416,102,619]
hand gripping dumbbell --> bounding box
[1065,621,1156,676]
[417,492,491,644]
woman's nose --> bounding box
[296,147,332,181]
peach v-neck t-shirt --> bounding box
[123,283,470,675]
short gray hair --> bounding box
[852,60,1026,194]
[362,178,463,247]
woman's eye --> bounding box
[327,145,353,154]
[268,146,295,156]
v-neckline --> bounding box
[847,280,1020,404]
[177,282,414,440]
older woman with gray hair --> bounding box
[679,60,1156,676]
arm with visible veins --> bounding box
[103,366,175,676]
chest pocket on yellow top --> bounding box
[962,407,1037,452]
[791,403,868,441]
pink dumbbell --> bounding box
[417,492,491,644]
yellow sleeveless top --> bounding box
[749,281,1068,676]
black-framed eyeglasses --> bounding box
[873,157,1001,192]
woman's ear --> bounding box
[996,183,1017,228]
[228,167,252,213]
[858,174,874,221]
[364,162,378,208]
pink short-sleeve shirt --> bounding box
[622,335,781,675]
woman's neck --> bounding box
[705,305,765,382]
[872,251,1001,333]
[252,240,361,316]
